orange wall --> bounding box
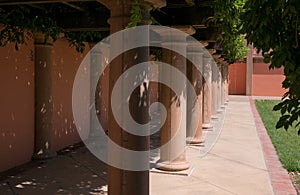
[252,62,287,97]
[0,39,90,172]
[51,39,90,151]
[228,62,246,95]
[228,61,287,97]
[0,42,35,172]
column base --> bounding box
[32,150,57,160]
[217,109,223,113]
[187,138,205,145]
[202,123,213,129]
[221,105,226,108]
[156,160,190,172]
[151,165,194,176]
[211,115,219,120]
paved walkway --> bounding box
[151,95,274,195]
[0,96,297,195]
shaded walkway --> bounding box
[0,96,296,194]
[0,144,108,194]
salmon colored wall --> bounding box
[0,42,35,172]
[228,62,246,95]
[228,61,287,97]
[0,39,91,172]
[51,39,90,151]
[252,62,287,97]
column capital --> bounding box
[153,25,195,45]
[34,32,53,45]
[146,0,166,8]
[212,53,221,61]
[218,58,226,65]
[187,40,205,54]
[200,40,209,47]
[208,49,216,55]
[171,25,196,35]
[99,0,166,12]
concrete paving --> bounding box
[0,95,288,195]
[151,95,274,195]
[0,145,108,195]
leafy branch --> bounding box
[64,31,103,53]
[127,0,160,28]
[0,6,103,52]
[213,0,248,62]
[0,6,61,49]
[242,0,300,134]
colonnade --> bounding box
[32,1,230,194]
[153,29,230,173]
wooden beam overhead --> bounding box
[0,0,95,6]
[196,0,213,7]
[61,2,85,11]
[146,0,166,8]
[64,27,109,31]
[185,0,195,6]
[28,3,46,10]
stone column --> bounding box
[88,43,110,143]
[88,43,101,142]
[156,26,195,171]
[246,44,253,96]
[216,62,225,110]
[100,1,165,194]
[211,59,219,119]
[33,33,56,159]
[186,41,203,144]
[220,63,225,108]
[202,55,213,129]
[216,63,223,113]
[224,63,229,103]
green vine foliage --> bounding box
[0,6,61,49]
[0,6,103,52]
[0,1,156,51]
[242,0,300,134]
[213,0,248,62]
[127,0,160,28]
[64,31,103,53]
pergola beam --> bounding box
[146,0,166,8]
[63,27,109,32]
[96,0,166,9]
[61,2,85,11]
[196,0,214,7]
[0,0,95,6]
[185,0,195,6]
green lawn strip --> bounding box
[255,100,300,172]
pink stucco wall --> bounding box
[0,39,90,172]
[252,62,287,97]
[0,42,35,172]
[51,39,90,151]
[229,61,287,97]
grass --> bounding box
[255,100,300,172]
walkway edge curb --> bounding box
[249,97,298,195]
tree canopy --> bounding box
[0,4,105,52]
[213,0,248,62]
[242,0,300,134]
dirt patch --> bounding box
[290,172,300,195]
